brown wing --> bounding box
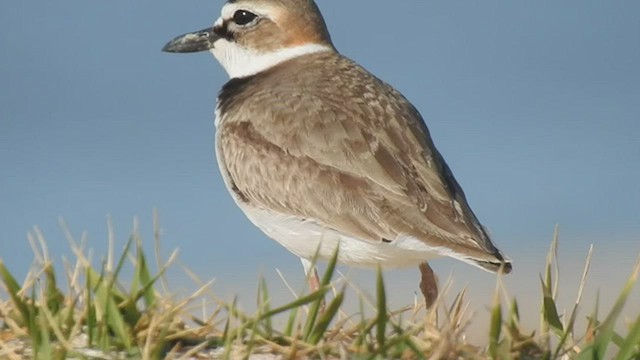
[216,51,510,270]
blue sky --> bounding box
[1,0,639,332]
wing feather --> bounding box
[216,51,508,265]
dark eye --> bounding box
[233,10,258,26]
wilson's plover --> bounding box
[163,0,512,305]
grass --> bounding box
[0,219,639,359]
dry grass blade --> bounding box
[553,244,594,358]
[1,218,639,359]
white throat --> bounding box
[210,41,332,78]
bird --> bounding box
[162,0,512,306]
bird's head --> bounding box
[162,0,335,78]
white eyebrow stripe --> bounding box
[220,2,273,21]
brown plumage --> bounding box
[216,51,510,271]
[163,0,512,306]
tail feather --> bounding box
[470,249,513,273]
[473,258,513,274]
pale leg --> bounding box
[301,257,325,311]
[300,258,321,292]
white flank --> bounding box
[239,207,451,268]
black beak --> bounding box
[162,27,219,53]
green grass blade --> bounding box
[283,303,299,337]
[135,240,156,307]
[540,229,558,350]
[320,246,339,287]
[302,248,338,341]
[0,261,31,325]
[223,290,330,345]
[308,288,345,344]
[131,265,168,305]
[138,239,155,308]
[353,296,368,349]
[110,236,134,288]
[36,287,52,360]
[245,313,260,360]
[508,299,520,329]
[257,277,273,337]
[264,286,329,323]
[222,297,236,343]
[489,292,503,359]
[44,263,64,315]
[62,296,78,340]
[614,312,640,360]
[121,266,169,327]
[93,270,132,350]
[593,260,639,359]
[611,330,626,349]
[29,285,42,357]
[376,266,387,353]
[222,297,237,359]
[540,276,563,335]
[85,268,95,347]
[105,289,132,349]
[301,293,322,341]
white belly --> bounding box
[242,207,442,268]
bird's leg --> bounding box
[301,258,325,311]
[304,264,321,292]
[419,261,439,308]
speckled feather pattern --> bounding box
[215,51,510,270]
